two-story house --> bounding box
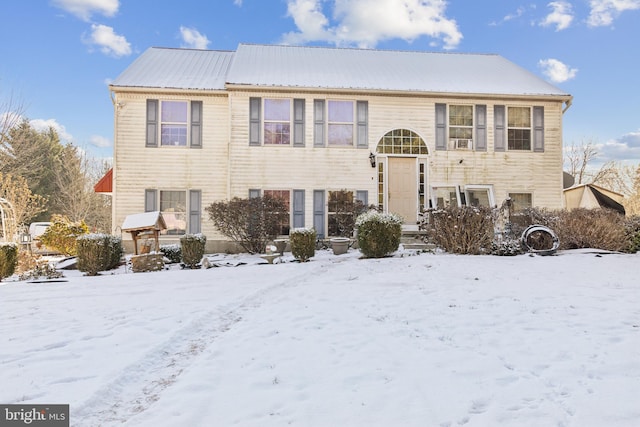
[109,43,572,252]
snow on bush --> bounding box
[289,228,316,262]
[76,234,123,276]
[356,210,402,258]
[180,233,207,269]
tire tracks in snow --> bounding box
[73,264,326,426]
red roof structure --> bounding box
[94,168,112,193]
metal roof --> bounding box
[112,44,570,98]
[111,47,234,90]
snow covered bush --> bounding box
[491,237,523,256]
[160,244,182,263]
[76,234,123,276]
[421,206,494,255]
[206,195,289,254]
[289,228,316,262]
[180,233,206,269]
[40,214,89,256]
[356,211,402,258]
[0,242,18,281]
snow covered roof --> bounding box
[111,44,570,98]
[111,48,234,90]
[121,211,167,232]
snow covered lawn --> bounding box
[1,249,639,427]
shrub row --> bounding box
[422,205,640,255]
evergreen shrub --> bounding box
[356,211,402,258]
[181,233,206,268]
[290,228,316,262]
[76,234,123,276]
[0,243,18,281]
[160,244,182,263]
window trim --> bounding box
[448,104,474,150]
[506,106,532,151]
[264,189,292,236]
[147,99,202,148]
[263,98,292,146]
[145,188,202,236]
[463,184,496,208]
[327,99,355,146]
[159,189,188,236]
[430,184,463,209]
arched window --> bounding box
[376,129,428,155]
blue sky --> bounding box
[1,0,639,167]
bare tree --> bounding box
[590,161,635,196]
[564,138,599,185]
[50,145,112,232]
[0,173,47,234]
[0,89,27,151]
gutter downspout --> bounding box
[110,89,118,235]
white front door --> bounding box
[387,157,417,223]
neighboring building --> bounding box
[109,43,573,252]
[564,183,625,215]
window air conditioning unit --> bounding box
[454,139,472,150]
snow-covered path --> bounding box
[1,250,639,426]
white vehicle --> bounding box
[28,222,57,254]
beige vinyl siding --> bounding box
[112,91,230,247]
[113,87,565,251]
[229,92,565,221]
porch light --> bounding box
[369,152,376,168]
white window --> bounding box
[464,185,496,208]
[431,185,462,209]
[264,190,291,235]
[160,101,188,146]
[264,99,291,145]
[449,105,473,150]
[328,100,354,146]
[160,191,186,235]
[507,107,531,151]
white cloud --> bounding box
[587,0,640,27]
[597,131,640,161]
[29,118,73,142]
[89,135,111,148]
[538,58,578,83]
[540,1,574,31]
[179,26,211,50]
[282,0,462,50]
[84,24,131,57]
[51,0,119,21]
[234,0,243,5]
